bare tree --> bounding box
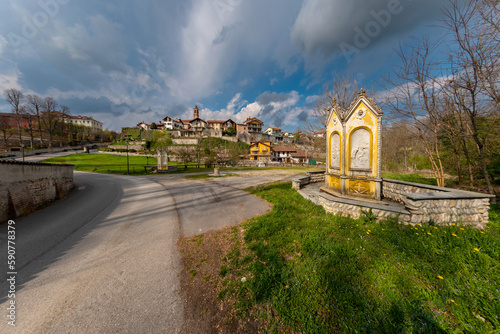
[60,105,71,137]
[383,37,447,186]
[4,88,24,144]
[26,94,44,147]
[0,114,15,150]
[20,105,37,149]
[41,97,59,148]
[304,72,361,135]
[441,0,499,194]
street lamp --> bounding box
[21,143,25,162]
[126,140,130,175]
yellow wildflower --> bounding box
[460,228,465,231]
[450,299,456,303]
[474,248,479,252]
[452,233,458,237]
[438,275,443,279]
[434,226,438,229]
[416,233,419,235]
[480,231,485,234]
[427,232,432,236]
[452,223,456,226]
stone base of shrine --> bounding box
[293,172,494,229]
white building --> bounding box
[66,115,103,131]
[162,116,184,130]
[264,126,282,136]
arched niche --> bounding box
[350,128,371,170]
[330,132,340,169]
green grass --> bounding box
[219,182,500,333]
[41,153,157,175]
[42,153,321,176]
[382,172,438,186]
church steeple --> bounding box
[193,105,199,119]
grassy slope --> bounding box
[217,182,499,333]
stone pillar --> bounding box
[214,167,220,176]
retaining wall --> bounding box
[382,179,493,228]
[0,160,74,222]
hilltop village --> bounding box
[119,106,323,164]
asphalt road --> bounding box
[0,167,283,333]
[0,172,183,333]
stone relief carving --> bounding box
[330,133,340,168]
[350,128,370,170]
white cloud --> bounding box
[0,71,21,92]
[0,35,7,56]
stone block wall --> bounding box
[383,179,493,228]
[317,195,410,222]
[291,171,325,190]
[382,180,444,204]
[0,160,74,222]
[307,171,326,183]
[404,197,490,228]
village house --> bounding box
[291,149,308,163]
[236,124,248,133]
[162,116,183,130]
[207,120,225,131]
[137,121,151,130]
[264,126,282,136]
[271,146,297,163]
[40,110,103,131]
[249,141,272,161]
[313,130,326,138]
[244,117,264,133]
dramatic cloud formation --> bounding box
[0,0,453,131]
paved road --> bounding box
[0,172,183,333]
[0,168,286,333]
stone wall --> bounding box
[383,179,493,228]
[292,171,325,190]
[0,146,83,159]
[382,180,445,204]
[317,195,410,222]
[0,160,74,222]
[403,196,490,228]
[172,138,200,145]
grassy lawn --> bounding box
[42,153,321,175]
[42,153,157,175]
[207,182,499,333]
[381,172,438,186]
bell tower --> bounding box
[193,105,199,119]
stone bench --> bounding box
[291,171,325,190]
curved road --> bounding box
[0,168,275,333]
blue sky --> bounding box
[0,0,452,132]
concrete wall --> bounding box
[0,160,74,222]
[0,146,83,159]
